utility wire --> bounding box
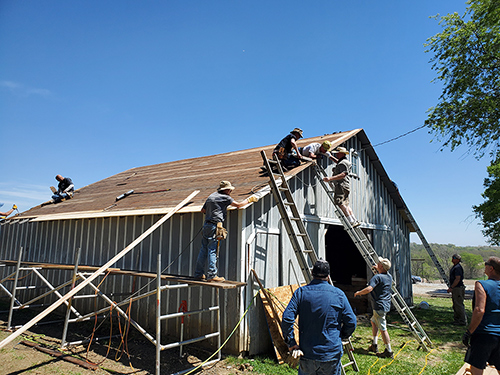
[372,125,426,148]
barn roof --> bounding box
[9,129,411,225]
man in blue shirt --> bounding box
[52,175,74,203]
[354,258,394,359]
[282,259,357,375]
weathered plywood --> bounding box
[259,283,304,366]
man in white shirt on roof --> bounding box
[300,140,338,163]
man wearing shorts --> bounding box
[322,146,360,227]
[354,258,394,359]
[462,256,500,374]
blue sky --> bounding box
[0,1,491,246]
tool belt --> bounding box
[276,147,287,160]
[216,222,227,240]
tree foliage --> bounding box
[474,157,500,244]
[460,252,484,278]
[425,0,500,157]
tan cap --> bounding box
[291,128,303,138]
[334,146,349,155]
[218,181,235,191]
[379,257,391,271]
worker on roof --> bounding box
[273,128,304,171]
[194,181,258,282]
[300,140,338,163]
[282,259,357,375]
[322,146,360,228]
[0,203,17,219]
[354,258,394,359]
[51,175,74,203]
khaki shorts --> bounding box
[334,185,350,206]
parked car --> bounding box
[411,275,422,284]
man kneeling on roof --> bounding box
[52,175,74,203]
[194,181,258,282]
[273,128,304,171]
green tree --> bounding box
[425,0,500,243]
[473,158,500,245]
[460,252,484,278]
[425,0,500,156]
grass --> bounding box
[226,295,470,375]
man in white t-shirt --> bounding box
[301,141,338,163]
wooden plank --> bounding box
[0,190,199,350]
[21,341,99,370]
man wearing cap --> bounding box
[194,181,258,282]
[273,128,304,171]
[462,257,500,374]
[354,258,394,359]
[282,259,357,375]
[322,146,360,228]
[300,141,338,163]
[448,253,467,326]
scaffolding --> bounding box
[0,251,245,375]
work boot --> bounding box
[207,276,225,282]
[351,221,361,228]
[368,343,378,353]
[378,349,394,359]
[194,274,206,281]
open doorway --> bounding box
[325,224,370,313]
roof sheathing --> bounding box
[16,130,361,222]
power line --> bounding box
[372,125,427,148]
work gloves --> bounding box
[462,330,472,347]
[248,195,259,203]
[216,222,227,240]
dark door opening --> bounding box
[325,224,369,313]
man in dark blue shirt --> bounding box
[354,258,394,359]
[282,259,357,375]
[448,253,467,326]
[52,175,74,203]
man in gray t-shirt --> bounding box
[354,258,394,359]
[322,146,360,227]
[194,181,258,282]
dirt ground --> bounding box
[0,299,255,375]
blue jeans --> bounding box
[299,357,342,375]
[194,223,218,279]
[52,192,70,203]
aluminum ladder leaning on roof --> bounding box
[402,207,450,287]
[312,162,433,351]
[260,150,359,375]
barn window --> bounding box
[350,148,359,178]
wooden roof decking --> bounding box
[12,130,360,222]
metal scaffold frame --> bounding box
[0,247,244,375]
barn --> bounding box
[0,128,417,355]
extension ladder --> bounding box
[402,208,449,287]
[312,162,433,351]
[260,151,359,374]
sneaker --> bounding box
[194,274,206,281]
[207,276,225,282]
[368,344,378,353]
[351,221,361,228]
[378,349,394,359]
